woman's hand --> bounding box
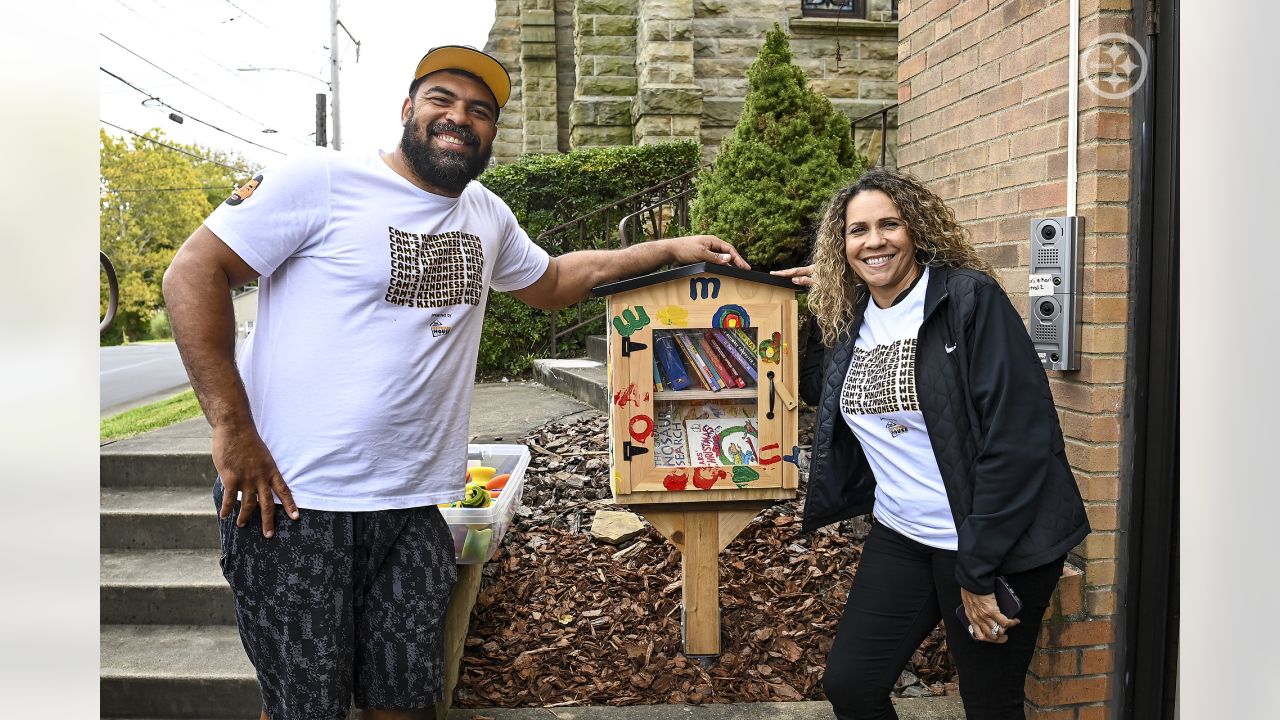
[770,265,815,288]
[960,587,1019,643]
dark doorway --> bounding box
[1121,0,1179,717]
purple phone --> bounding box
[955,575,1023,629]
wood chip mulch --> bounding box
[454,412,957,707]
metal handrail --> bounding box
[534,167,702,251]
[100,251,119,335]
[618,187,695,247]
[537,168,702,357]
[851,103,898,168]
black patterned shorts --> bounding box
[214,480,458,719]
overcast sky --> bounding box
[99,0,497,169]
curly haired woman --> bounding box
[772,168,1089,719]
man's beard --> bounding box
[399,109,492,194]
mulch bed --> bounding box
[453,412,957,707]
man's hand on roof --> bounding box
[665,234,751,270]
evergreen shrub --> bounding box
[690,25,865,270]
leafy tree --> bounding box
[99,129,256,344]
[689,25,864,270]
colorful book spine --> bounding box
[700,330,746,388]
[710,328,758,383]
[685,331,729,389]
[653,333,691,391]
[652,353,665,392]
[694,333,734,388]
[673,331,720,391]
[729,327,759,357]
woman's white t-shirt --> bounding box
[839,267,959,549]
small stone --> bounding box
[900,685,932,698]
[895,670,918,689]
[591,509,646,544]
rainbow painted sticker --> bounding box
[712,304,750,329]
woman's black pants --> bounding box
[824,521,1065,720]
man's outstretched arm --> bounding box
[509,235,748,311]
[162,225,298,537]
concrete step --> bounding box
[531,358,608,413]
[587,334,607,363]
[100,450,216,489]
[101,549,232,625]
[102,486,218,549]
[100,624,259,718]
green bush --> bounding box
[689,25,865,271]
[148,308,173,339]
[481,141,701,253]
[476,141,702,378]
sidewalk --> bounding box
[100,380,600,452]
[444,698,964,719]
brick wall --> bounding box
[896,0,1134,716]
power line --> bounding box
[109,0,277,92]
[100,66,286,155]
[220,0,272,30]
[146,0,329,64]
[99,119,249,172]
[100,33,295,141]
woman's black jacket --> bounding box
[799,266,1090,595]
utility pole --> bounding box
[315,93,328,147]
[329,0,341,150]
[328,0,361,151]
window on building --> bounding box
[801,1,866,19]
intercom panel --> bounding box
[1028,216,1082,371]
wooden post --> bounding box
[637,503,769,658]
[682,512,720,655]
[434,562,484,720]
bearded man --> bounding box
[162,46,746,720]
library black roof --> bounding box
[590,262,799,297]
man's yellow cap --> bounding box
[411,45,511,108]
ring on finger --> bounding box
[991,622,1002,636]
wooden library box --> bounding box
[591,262,802,656]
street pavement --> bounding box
[100,341,190,416]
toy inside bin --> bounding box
[439,444,531,564]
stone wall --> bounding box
[695,0,899,161]
[484,0,524,163]
[520,0,561,155]
[570,0,639,149]
[896,0,1135,716]
[555,0,577,151]
[633,0,703,146]
[487,0,900,165]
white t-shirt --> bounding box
[839,267,958,549]
[204,147,550,511]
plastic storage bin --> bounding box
[438,444,531,564]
